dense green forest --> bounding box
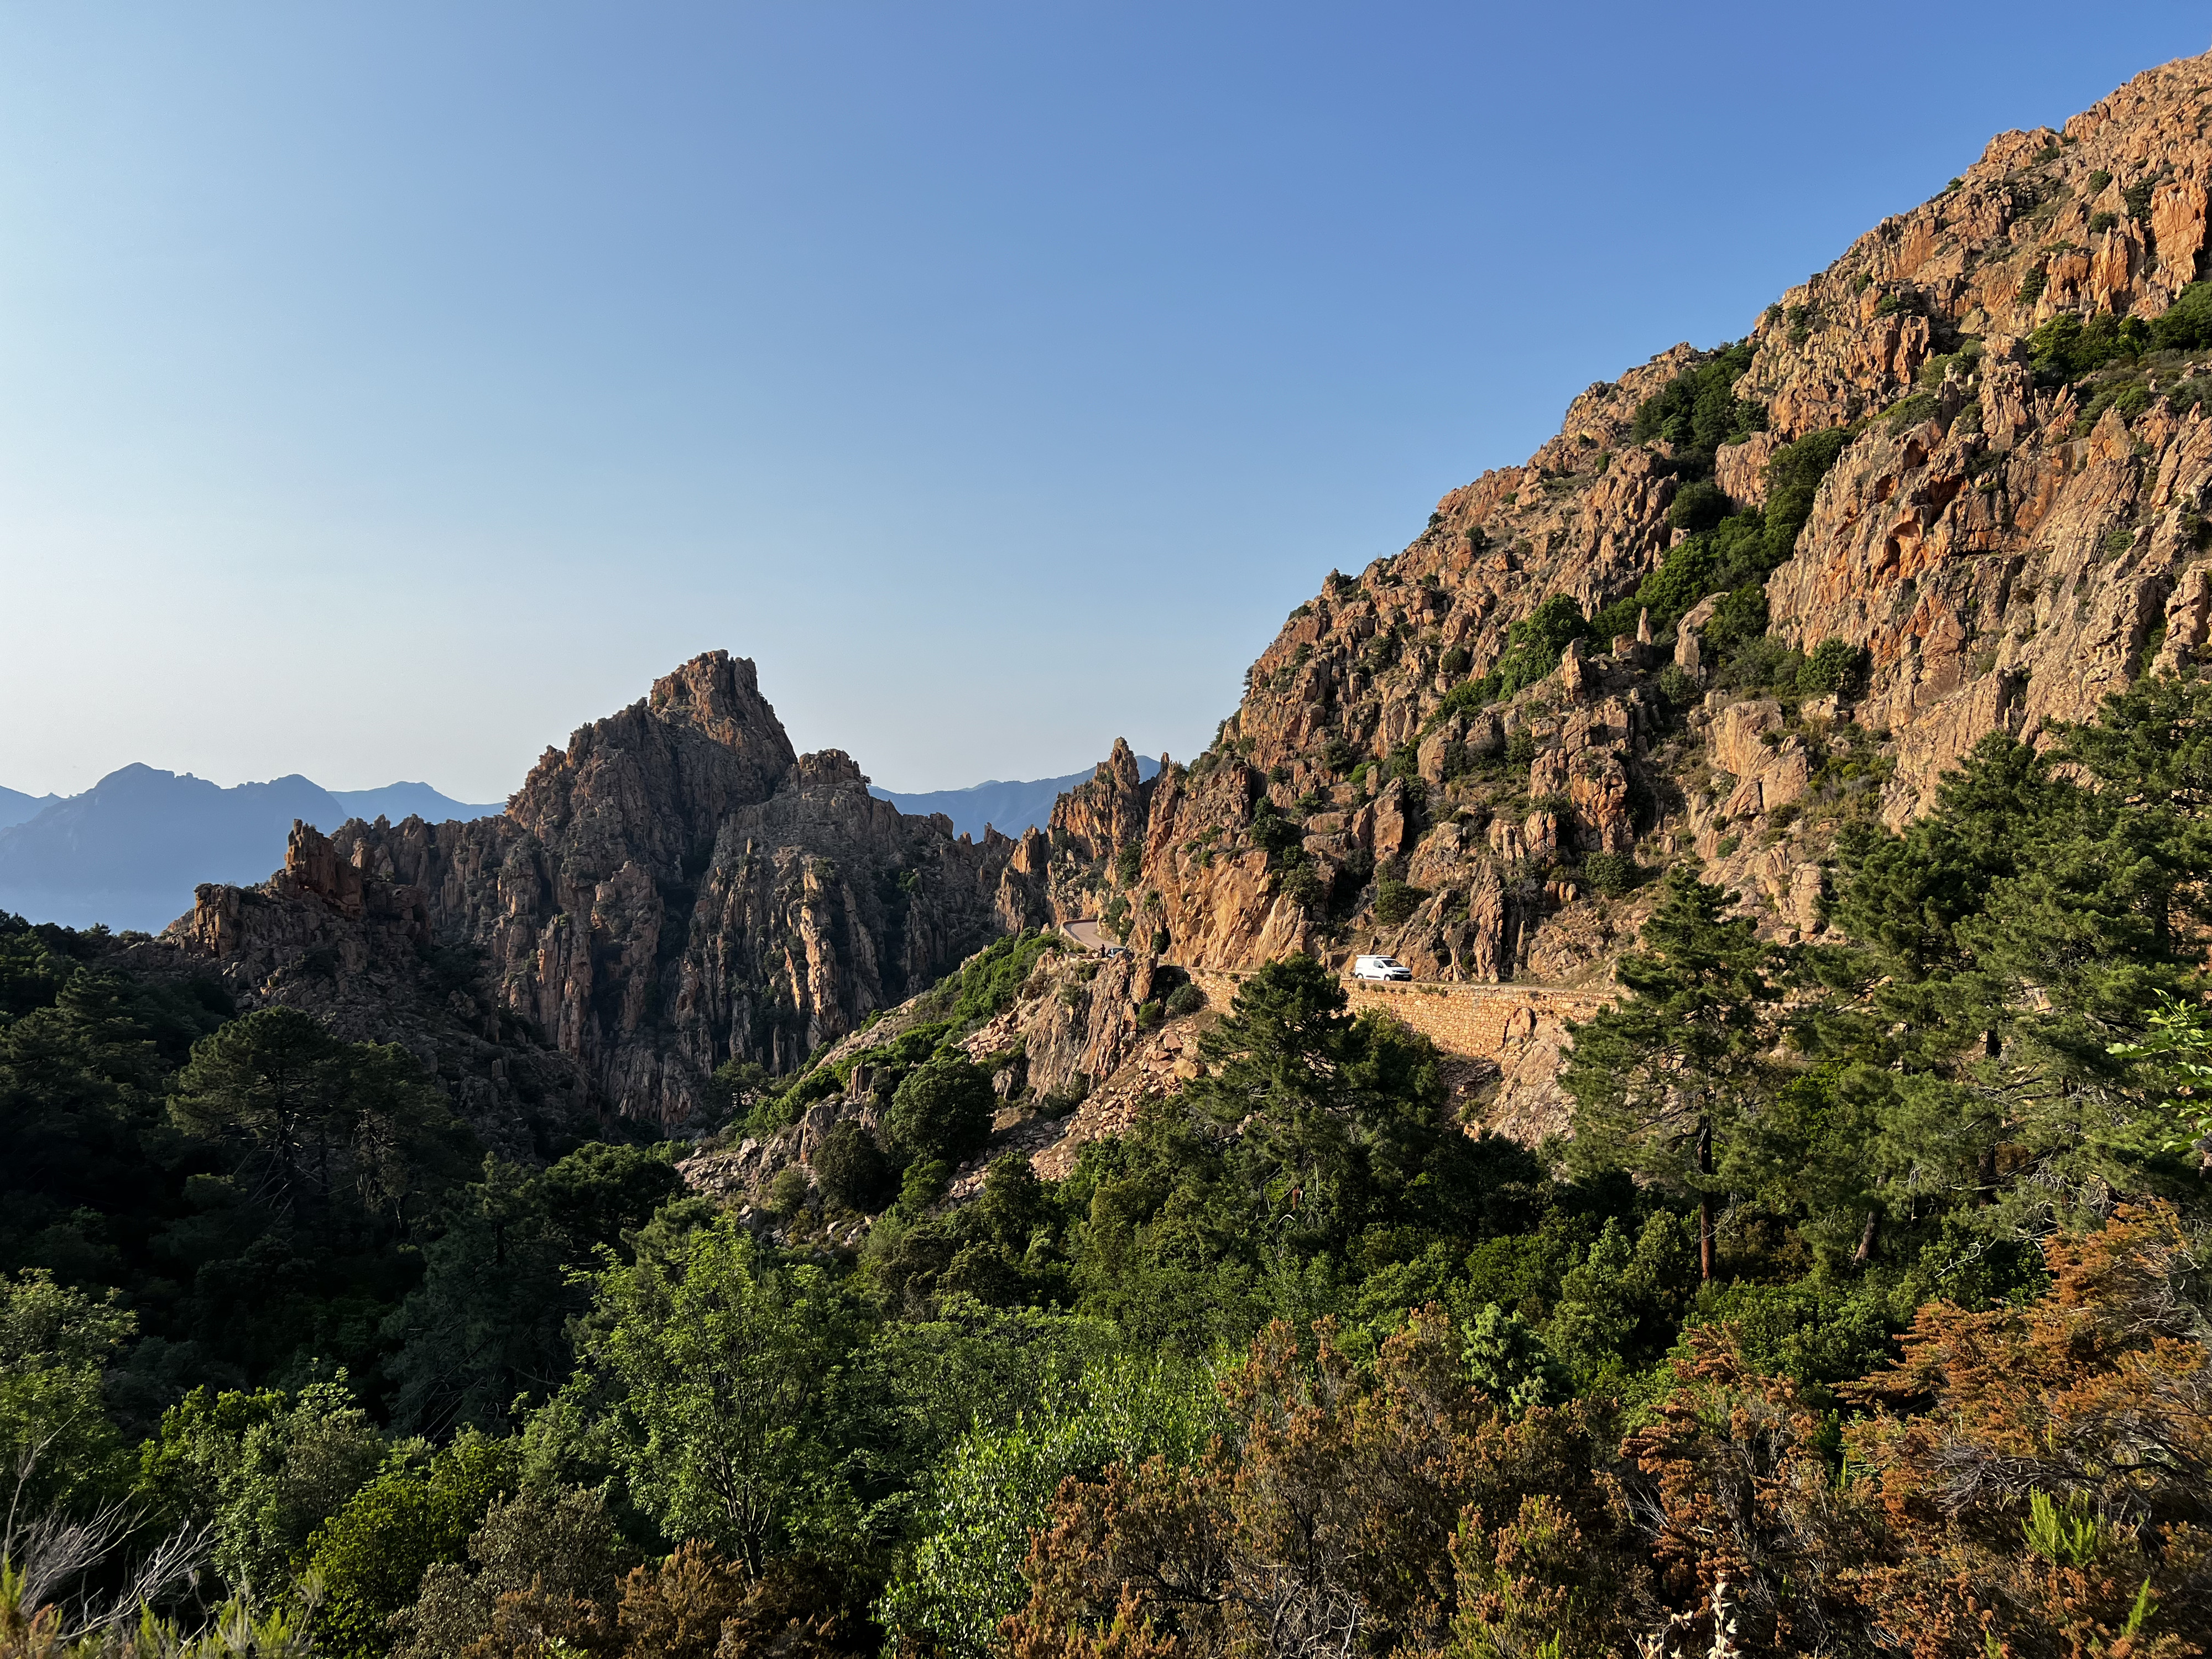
[7,674,2212,1658]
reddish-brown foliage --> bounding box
[1000,1308,1641,1659]
[1004,1208,2212,1659]
[1838,1206,2212,1657]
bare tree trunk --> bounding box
[1697,1117,1717,1283]
[1853,1208,1880,1265]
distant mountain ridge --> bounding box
[0,784,60,831]
[0,765,505,933]
[870,755,1159,839]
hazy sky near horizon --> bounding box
[3,2,2206,800]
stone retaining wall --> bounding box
[1183,969,1613,1061]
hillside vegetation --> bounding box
[13,48,2212,1659]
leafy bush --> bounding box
[1276,851,1328,911]
[2027,310,2150,379]
[305,1431,518,1659]
[1373,876,1430,927]
[1884,390,1939,434]
[2089,210,2118,234]
[1134,1000,1163,1032]
[1506,728,1537,768]
[2016,265,2048,306]
[1588,425,1853,645]
[1667,480,1731,534]
[1113,839,1142,886]
[2152,280,2212,351]
[1718,633,1807,692]
[938,929,1062,1026]
[1800,637,1869,697]
[1581,853,1639,898]
[816,1121,895,1212]
[1425,594,1591,724]
[1917,338,1983,385]
[1164,981,1206,1018]
[1248,799,1303,860]
[767,1165,813,1217]
[1629,342,1764,475]
[2088,169,2112,192]
[748,1062,842,1138]
[1439,645,1472,679]
[884,1052,996,1167]
[1703,585,1770,658]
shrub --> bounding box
[2124,179,2154,220]
[2028,310,2150,379]
[1658,664,1698,704]
[766,1165,812,1218]
[1279,857,1329,910]
[1321,735,1357,774]
[747,1063,839,1139]
[1917,338,1983,386]
[884,1052,995,1167]
[1799,637,1869,697]
[1439,646,1472,679]
[2089,210,2118,234]
[1587,425,1851,645]
[1506,728,1538,769]
[2152,281,2212,351]
[1704,586,1770,657]
[815,1121,895,1212]
[1374,877,1430,927]
[1630,342,1763,474]
[1667,481,1731,534]
[1113,839,1142,886]
[1582,853,1639,898]
[305,1432,518,1659]
[1884,390,1939,434]
[1164,982,1206,1018]
[1421,597,1593,727]
[1135,1000,1163,1032]
[1719,634,1807,692]
[1035,1072,1089,1120]
[2016,265,2048,306]
[2088,169,2112,192]
[923,928,1063,1027]
[1248,799,1303,860]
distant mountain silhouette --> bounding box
[870,754,1159,841]
[0,766,506,933]
[0,784,60,831]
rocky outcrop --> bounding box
[137,53,2212,1162]
[147,654,1015,1129]
[1019,50,2212,1029]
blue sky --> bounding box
[2,2,2205,800]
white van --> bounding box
[1352,954,1412,982]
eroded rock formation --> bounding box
[148,653,1015,1128]
[1027,52,2212,992]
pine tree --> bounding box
[1561,868,1786,1282]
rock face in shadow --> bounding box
[147,653,1016,1129]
